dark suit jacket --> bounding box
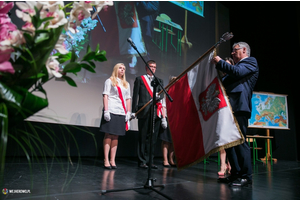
[216,57,259,118]
[132,76,164,119]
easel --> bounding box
[260,129,277,164]
[181,10,192,48]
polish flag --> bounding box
[166,51,244,170]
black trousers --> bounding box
[137,116,161,165]
[225,114,252,180]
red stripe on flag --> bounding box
[166,74,205,168]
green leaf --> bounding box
[23,33,34,46]
[94,50,107,62]
[63,62,81,73]
[70,48,77,63]
[88,61,96,69]
[82,51,95,62]
[0,82,48,125]
[81,63,96,73]
[95,44,100,53]
[36,83,47,97]
[41,16,55,23]
[35,29,50,35]
[32,6,42,28]
[62,75,77,87]
[43,21,50,29]
[86,45,91,53]
[31,15,39,29]
[64,2,73,9]
[97,50,107,56]
[35,32,50,44]
[28,73,45,79]
[41,66,49,84]
[55,52,72,64]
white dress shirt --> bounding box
[143,74,163,118]
[103,78,131,115]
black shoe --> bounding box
[151,165,158,169]
[229,178,252,187]
[139,163,148,169]
[170,164,177,168]
[218,175,237,184]
[104,165,112,170]
[163,164,171,168]
[111,165,117,169]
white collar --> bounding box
[146,74,153,79]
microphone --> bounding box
[127,38,137,49]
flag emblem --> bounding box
[199,77,227,121]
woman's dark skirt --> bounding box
[99,113,126,136]
[159,126,172,143]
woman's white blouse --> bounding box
[103,78,131,115]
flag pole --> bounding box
[133,32,233,118]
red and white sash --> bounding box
[141,75,162,117]
[116,85,128,131]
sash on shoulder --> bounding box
[116,85,128,131]
[141,75,162,117]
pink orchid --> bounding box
[22,22,35,35]
[0,60,15,74]
[0,48,14,74]
[0,1,14,14]
[0,2,16,74]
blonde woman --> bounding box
[100,63,131,169]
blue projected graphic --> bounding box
[170,1,204,17]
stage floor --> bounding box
[2,157,300,200]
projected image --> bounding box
[74,1,212,85]
[170,1,204,17]
[24,1,230,128]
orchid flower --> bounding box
[70,2,91,27]
[46,56,62,78]
[91,1,113,19]
[15,1,43,22]
[54,34,68,54]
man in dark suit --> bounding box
[131,60,165,169]
[212,42,259,187]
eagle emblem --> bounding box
[200,83,221,115]
[199,77,227,121]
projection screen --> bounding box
[14,1,231,130]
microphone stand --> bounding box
[101,39,173,200]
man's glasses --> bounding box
[232,47,242,52]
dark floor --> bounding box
[2,157,300,200]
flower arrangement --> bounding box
[0,1,113,124]
[0,1,113,184]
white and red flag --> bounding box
[166,50,244,170]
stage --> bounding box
[2,157,300,200]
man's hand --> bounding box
[211,56,222,64]
[161,118,167,129]
[104,111,111,121]
[156,92,161,101]
[130,113,136,120]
